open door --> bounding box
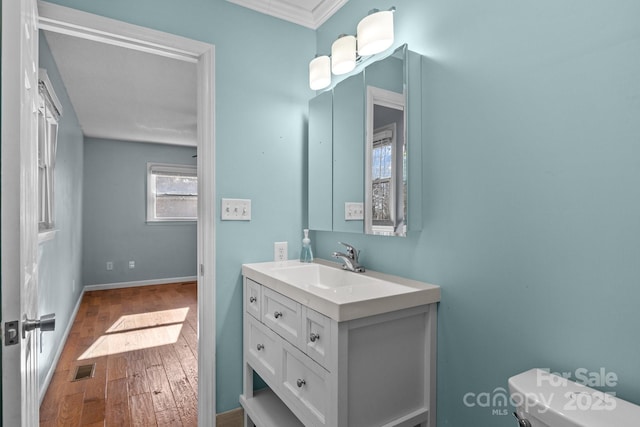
[1,0,42,424]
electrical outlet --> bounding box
[106,261,114,271]
[129,260,135,269]
[274,242,288,262]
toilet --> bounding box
[509,368,640,427]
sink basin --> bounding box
[271,262,400,290]
[242,260,441,321]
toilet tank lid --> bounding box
[509,369,640,427]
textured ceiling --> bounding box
[43,30,197,147]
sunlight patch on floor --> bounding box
[79,307,189,359]
[106,307,189,333]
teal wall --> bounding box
[37,33,85,392]
[314,1,640,426]
[82,138,197,285]
[46,0,315,413]
[41,0,640,424]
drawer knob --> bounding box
[310,333,320,342]
[249,296,257,303]
[274,311,283,319]
[256,344,264,351]
[296,379,306,388]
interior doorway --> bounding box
[36,3,216,425]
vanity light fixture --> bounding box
[308,6,396,90]
[309,55,331,91]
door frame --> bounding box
[37,2,217,425]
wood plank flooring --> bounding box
[40,282,198,426]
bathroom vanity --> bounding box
[240,260,440,427]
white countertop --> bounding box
[242,259,441,321]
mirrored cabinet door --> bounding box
[308,90,333,231]
[332,72,364,233]
[364,47,406,236]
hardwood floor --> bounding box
[40,282,198,426]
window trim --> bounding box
[146,162,198,222]
[38,69,62,235]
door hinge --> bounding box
[4,321,20,346]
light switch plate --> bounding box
[345,202,364,220]
[221,198,252,221]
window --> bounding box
[38,69,62,233]
[147,163,197,222]
[371,127,395,229]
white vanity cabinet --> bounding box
[240,262,440,427]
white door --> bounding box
[1,0,42,425]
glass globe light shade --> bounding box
[309,55,331,90]
[331,35,356,75]
[357,10,394,56]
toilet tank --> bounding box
[509,368,640,427]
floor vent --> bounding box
[72,364,95,381]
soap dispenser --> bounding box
[300,229,313,263]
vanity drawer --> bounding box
[281,342,330,427]
[246,317,281,386]
[262,287,302,347]
[245,278,262,320]
[303,307,332,369]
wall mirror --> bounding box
[308,44,424,237]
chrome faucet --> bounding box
[332,242,365,273]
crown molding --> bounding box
[227,0,347,29]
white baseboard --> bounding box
[83,276,197,292]
[39,287,85,404]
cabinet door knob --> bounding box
[296,379,306,388]
[256,344,264,351]
[249,296,257,303]
[274,311,283,319]
[310,333,320,342]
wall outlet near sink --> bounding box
[274,241,288,261]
